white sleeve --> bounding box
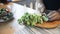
[36,0,45,13]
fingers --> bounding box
[47,11,60,21]
[49,15,58,21]
[47,11,56,17]
[48,13,56,18]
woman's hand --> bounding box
[47,11,60,21]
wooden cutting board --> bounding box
[35,21,60,28]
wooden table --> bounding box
[0,3,60,34]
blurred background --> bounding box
[14,0,36,9]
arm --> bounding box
[37,0,60,21]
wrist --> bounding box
[58,9,60,13]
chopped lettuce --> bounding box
[18,12,48,26]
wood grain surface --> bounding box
[35,21,60,28]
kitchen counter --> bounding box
[0,3,60,34]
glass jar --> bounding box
[0,3,14,23]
